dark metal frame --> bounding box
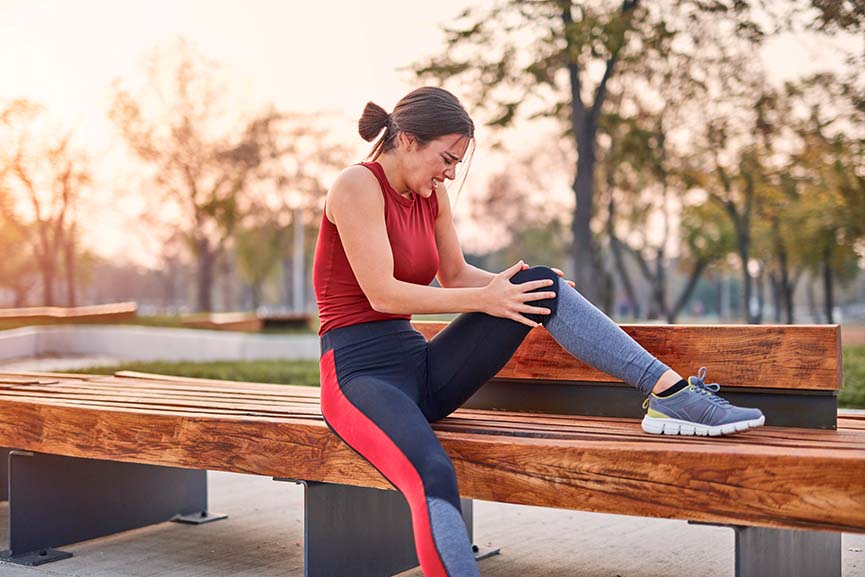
[273,478,499,577]
[0,450,225,566]
[690,522,841,577]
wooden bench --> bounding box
[0,302,137,324]
[181,312,312,332]
[0,322,861,577]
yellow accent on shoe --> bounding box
[646,408,669,419]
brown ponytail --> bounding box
[358,101,390,142]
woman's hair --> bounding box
[358,87,476,200]
[358,87,475,161]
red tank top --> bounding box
[313,162,440,336]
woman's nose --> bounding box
[444,166,456,180]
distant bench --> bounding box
[0,302,137,324]
[0,322,861,577]
[181,312,312,332]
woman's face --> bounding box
[402,133,469,198]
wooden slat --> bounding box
[413,321,842,391]
[181,313,262,332]
[0,396,863,533]
[0,302,137,322]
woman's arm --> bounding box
[433,184,498,288]
[328,167,554,327]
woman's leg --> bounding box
[544,276,671,396]
[543,276,764,435]
[320,349,479,577]
[424,267,560,421]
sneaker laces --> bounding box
[689,367,730,407]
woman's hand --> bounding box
[481,261,557,328]
[522,262,576,289]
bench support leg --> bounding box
[0,450,226,566]
[0,448,9,501]
[275,480,498,577]
[733,526,841,577]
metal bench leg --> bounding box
[0,448,9,501]
[273,479,498,577]
[733,526,841,577]
[0,450,226,566]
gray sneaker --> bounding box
[641,368,765,436]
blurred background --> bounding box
[1,0,863,335]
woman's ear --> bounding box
[399,131,415,151]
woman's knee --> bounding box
[510,265,560,317]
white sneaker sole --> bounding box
[641,414,765,436]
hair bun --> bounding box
[358,101,391,142]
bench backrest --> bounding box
[412,322,843,428]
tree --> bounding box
[1,100,88,306]
[110,39,290,312]
[415,0,771,307]
[780,73,865,323]
[234,221,287,310]
[468,141,572,275]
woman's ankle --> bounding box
[652,369,684,394]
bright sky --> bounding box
[0,0,858,267]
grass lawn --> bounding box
[840,345,865,410]
[70,359,321,387]
[71,345,865,410]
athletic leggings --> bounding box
[319,266,670,577]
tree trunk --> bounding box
[755,265,765,324]
[571,148,601,306]
[738,241,755,324]
[822,246,834,324]
[64,223,77,307]
[250,281,262,310]
[607,219,640,318]
[654,248,669,320]
[668,259,709,324]
[41,252,55,306]
[196,239,215,312]
[785,269,800,325]
[769,271,782,323]
[220,252,234,312]
[807,274,820,323]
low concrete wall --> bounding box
[0,327,40,362]
[0,325,319,363]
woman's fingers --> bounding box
[503,260,525,279]
[520,305,551,315]
[521,291,557,302]
[518,279,555,292]
[510,313,538,328]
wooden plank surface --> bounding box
[0,372,863,533]
[0,302,137,322]
[181,313,263,332]
[413,322,843,391]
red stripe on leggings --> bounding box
[319,349,448,577]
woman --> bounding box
[313,86,764,577]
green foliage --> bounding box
[840,345,865,409]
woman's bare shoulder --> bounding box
[326,165,382,223]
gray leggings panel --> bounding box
[545,278,670,396]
